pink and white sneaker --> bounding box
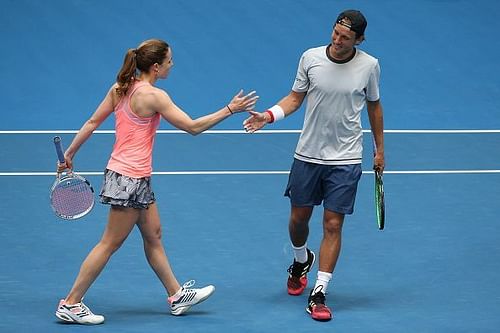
[168,280,215,315]
[55,299,105,325]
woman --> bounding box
[55,39,258,325]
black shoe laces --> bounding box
[309,286,326,305]
[287,261,307,276]
[287,251,312,277]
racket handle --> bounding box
[53,136,66,164]
[372,135,381,172]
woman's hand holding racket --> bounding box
[50,136,95,220]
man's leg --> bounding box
[318,209,344,274]
[306,209,344,321]
[287,206,316,295]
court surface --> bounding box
[1,1,500,332]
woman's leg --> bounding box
[65,206,140,304]
[136,202,181,296]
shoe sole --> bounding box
[55,311,104,325]
[305,307,332,321]
[55,311,75,323]
[288,289,305,296]
[171,286,215,316]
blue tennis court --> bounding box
[1,1,500,332]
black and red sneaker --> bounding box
[306,287,332,321]
[286,249,315,295]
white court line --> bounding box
[1,129,500,134]
[1,170,500,176]
[1,130,498,176]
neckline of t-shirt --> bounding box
[325,44,357,64]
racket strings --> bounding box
[51,178,94,218]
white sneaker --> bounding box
[168,280,215,315]
[55,299,105,325]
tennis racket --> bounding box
[50,136,94,220]
[374,168,385,230]
[373,139,385,230]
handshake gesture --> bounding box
[243,105,285,133]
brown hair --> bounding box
[115,39,170,96]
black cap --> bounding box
[336,9,367,36]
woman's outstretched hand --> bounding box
[227,90,259,113]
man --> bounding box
[243,9,384,321]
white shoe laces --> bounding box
[182,280,196,290]
[78,302,93,316]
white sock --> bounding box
[313,271,332,295]
[292,243,308,263]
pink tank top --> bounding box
[106,81,161,178]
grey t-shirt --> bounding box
[292,45,380,165]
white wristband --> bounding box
[266,105,285,123]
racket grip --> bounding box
[53,136,66,164]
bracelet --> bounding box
[265,110,274,123]
[226,105,233,114]
[265,105,285,123]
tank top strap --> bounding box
[127,80,151,97]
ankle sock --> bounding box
[313,271,332,294]
[292,243,308,263]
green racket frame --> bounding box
[375,169,385,230]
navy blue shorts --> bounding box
[284,159,362,215]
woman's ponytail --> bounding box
[116,49,137,96]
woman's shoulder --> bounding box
[106,83,121,107]
[139,85,172,106]
[130,82,173,112]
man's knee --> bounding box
[323,211,344,235]
[290,206,313,224]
